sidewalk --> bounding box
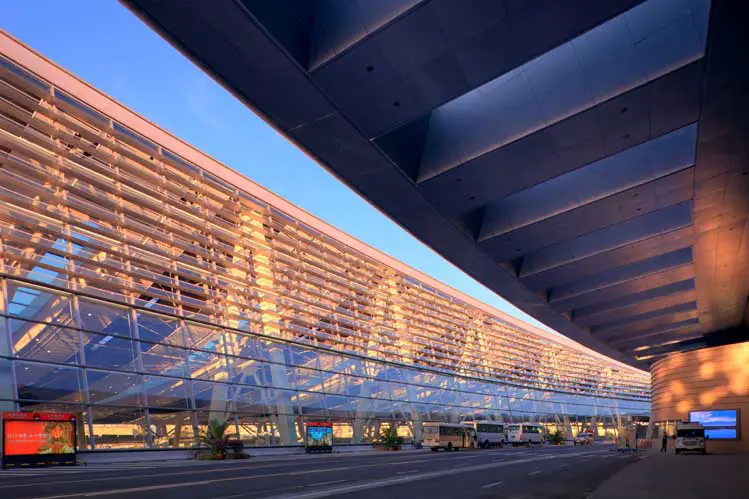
[589,451,749,499]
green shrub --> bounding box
[200,419,238,458]
[373,426,405,449]
[548,430,565,444]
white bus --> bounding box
[463,421,507,448]
[507,423,545,446]
[422,423,477,451]
[675,422,706,455]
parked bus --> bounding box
[675,422,706,455]
[507,423,545,446]
[422,423,477,451]
[463,421,507,448]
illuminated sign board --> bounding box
[689,409,739,439]
[2,412,77,468]
[305,422,333,452]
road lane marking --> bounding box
[307,480,346,487]
[18,455,466,498]
[558,463,569,468]
[528,470,542,476]
[260,450,609,499]
[0,457,433,490]
[481,481,503,489]
[396,469,419,475]
[23,449,612,499]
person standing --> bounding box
[661,432,668,452]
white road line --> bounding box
[480,481,503,489]
[23,450,611,499]
[0,457,433,490]
[307,480,345,487]
[396,469,419,475]
[211,493,247,499]
[558,463,569,468]
[261,450,607,499]
[528,470,542,476]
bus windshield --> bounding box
[677,428,704,438]
[507,425,521,431]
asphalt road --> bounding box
[0,445,640,499]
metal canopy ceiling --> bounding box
[123,0,749,369]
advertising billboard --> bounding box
[689,409,739,439]
[305,422,333,453]
[2,412,77,467]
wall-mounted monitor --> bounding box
[689,409,739,439]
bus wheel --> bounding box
[431,447,438,452]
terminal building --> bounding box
[121,0,749,452]
[0,32,648,451]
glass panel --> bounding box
[222,331,256,358]
[229,357,263,385]
[87,370,144,407]
[234,385,268,415]
[331,420,354,444]
[324,395,357,418]
[184,321,223,351]
[289,366,323,391]
[235,413,275,447]
[144,375,191,410]
[149,410,197,448]
[15,361,85,403]
[81,331,138,371]
[286,345,319,369]
[317,351,349,373]
[140,342,188,377]
[10,320,81,365]
[79,298,132,336]
[136,311,183,345]
[0,357,14,409]
[6,281,75,326]
[192,380,234,413]
[254,340,287,364]
[90,406,147,450]
[187,349,229,381]
[263,388,298,415]
[296,390,327,417]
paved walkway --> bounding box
[590,451,749,499]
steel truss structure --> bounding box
[0,32,648,450]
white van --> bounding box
[507,423,545,446]
[422,423,477,451]
[464,421,507,448]
[675,422,705,455]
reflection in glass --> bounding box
[15,362,85,404]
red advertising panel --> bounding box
[2,412,77,458]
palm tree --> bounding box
[201,419,237,458]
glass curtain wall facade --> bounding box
[0,35,649,451]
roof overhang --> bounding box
[121,0,749,369]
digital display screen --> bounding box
[689,409,739,439]
[3,420,76,456]
[306,425,333,447]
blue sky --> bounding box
[2,0,554,332]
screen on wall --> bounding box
[306,424,333,447]
[689,409,739,439]
[3,418,76,456]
